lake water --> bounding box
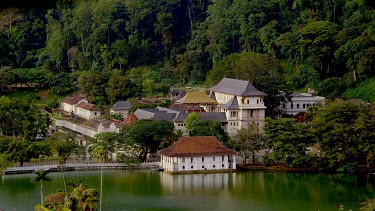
[1,170,374,210]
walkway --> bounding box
[3,161,161,175]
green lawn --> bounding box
[4,88,76,107]
[342,77,375,103]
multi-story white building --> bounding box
[159,136,238,173]
[280,92,325,116]
[207,78,267,135]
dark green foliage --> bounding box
[184,113,229,145]
[264,118,316,168]
[0,0,373,102]
[0,96,48,140]
[122,119,175,161]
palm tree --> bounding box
[32,169,52,206]
[91,145,108,211]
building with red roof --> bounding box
[159,136,238,173]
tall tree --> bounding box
[32,169,52,206]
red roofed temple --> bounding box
[159,136,238,173]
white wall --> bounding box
[76,108,101,120]
[161,155,236,172]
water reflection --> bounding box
[160,173,236,194]
[1,170,375,210]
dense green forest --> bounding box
[0,0,374,105]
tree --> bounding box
[0,96,48,140]
[142,78,155,97]
[106,75,136,103]
[6,140,52,167]
[184,112,201,135]
[264,118,316,167]
[231,124,264,164]
[32,169,52,206]
[298,21,339,77]
[123,119,175,161]
[311,99,364,171]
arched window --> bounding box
[297,104,300,109]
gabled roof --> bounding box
[208,91,216,101]
[111,101,132,110]
[208,78,266,97]
[76,102,96,111]
[134,108,178,122]
[159,136,238,157]
[61,95,86,105]
[176,92,218,105]
[118,113,138,126]
[220,96,239,110]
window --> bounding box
[247,99,250,104]
[250,110,253,117]
[297,104,300,109]
[191,157,193,163]
[230,111,238,117]
[291,103,294,109]
[303,104,306,109]
[213,156,215,161]
[191,166,193,169]
[257,99,259,104]
[213,165,215,168]
[222,164,224,167]
[202,157,204,162]
[282,103,286,109]
[202,165,205,169]
[183,166,185,169]
[182,158,185,163]
[222,156,224,162]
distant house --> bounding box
[76,102,101,120]
[159,136,238,173]
[280,92,325,116]
[207,78,267,135]
[110,101,132,119]
[134,107,228,135]
[172,90,187,104]
[61,95,88,114]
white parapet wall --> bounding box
[55,120,98,137]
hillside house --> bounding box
[61,95,87,114]
[159,136,238,173]
[110,101,132,119]
[76,102,101,120]
[280,92,325,116]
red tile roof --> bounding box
[61,95,86,105]
[159,136,238,157]
[118,113,138,126]
[76,102,95,111]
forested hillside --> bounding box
[0,0,374,105]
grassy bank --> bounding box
[342,77,375,103]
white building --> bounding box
[76,102,101,120]
[61,95,88,114]
[110,101,132,119]
[159,136,238,173]
[207,78,267,135]
[280,92,325,116]
[60,95,100,120]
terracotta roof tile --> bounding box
[159,136,238,157]
[61,95,86,105]
[76,102,95,111]
[119,113,139,126]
